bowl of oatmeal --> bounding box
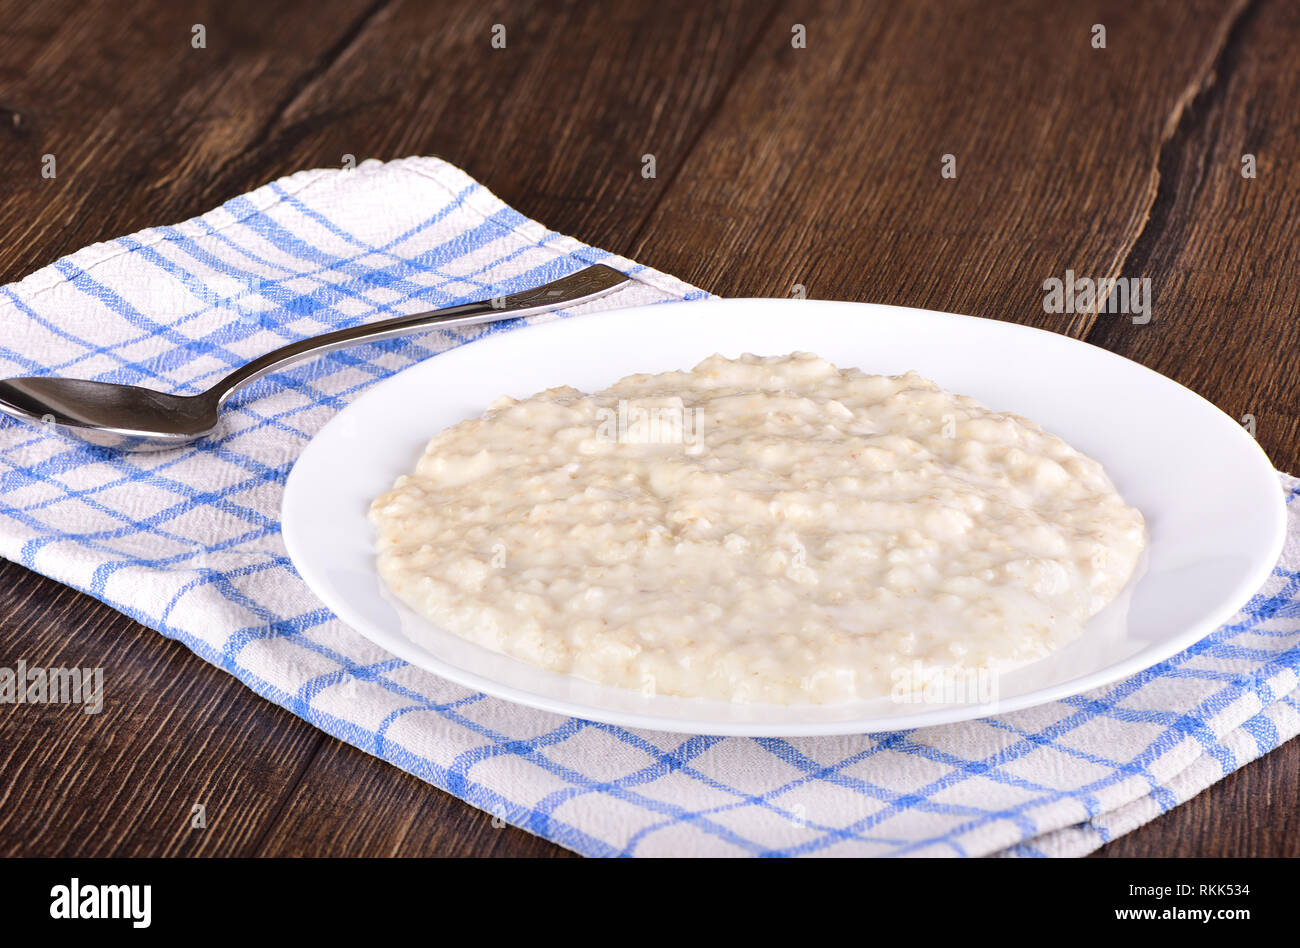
[283,298,1283,735]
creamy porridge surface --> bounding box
[370,353,1146,704]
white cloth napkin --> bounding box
[1,156,1295,856]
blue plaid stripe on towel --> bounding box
[1,156,1296,857]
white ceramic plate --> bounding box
[281,298,1285,736]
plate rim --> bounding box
[282,296,1287,736]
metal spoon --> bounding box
[0,264,630,451]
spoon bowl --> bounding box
[0,378,217,449]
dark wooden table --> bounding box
[1,0,1296,857]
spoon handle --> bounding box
[210,264,630,405]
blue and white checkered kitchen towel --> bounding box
[1,156,1297,856]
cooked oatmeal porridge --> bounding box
[369,353,1146,704]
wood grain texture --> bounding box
[0,0,386,287]
[0,0,1295,857]
[188,0,785,255]
[1083,0,1300,472]
[0,560,324,856]
[629,0,1247,331]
